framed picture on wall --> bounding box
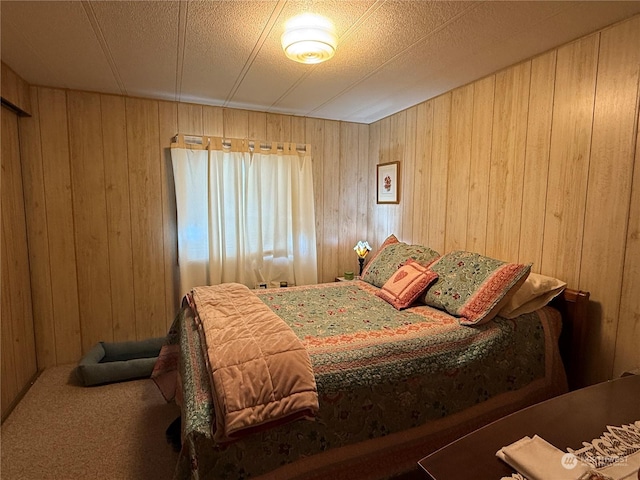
[376,161,400,204]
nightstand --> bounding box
[335,276,359,282]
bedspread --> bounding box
[190,284,318,442]
[261,281,538,393]
[156,280,565,480]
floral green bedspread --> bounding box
[169,281,549,480]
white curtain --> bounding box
[171,144,317,294]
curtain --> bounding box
[171,143,317,294]
[248,149,318,287]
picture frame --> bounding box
[376,161,400,204]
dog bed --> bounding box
[76,337,165,386]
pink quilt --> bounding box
[191,283,319,443]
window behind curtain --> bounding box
[171,144,318,295]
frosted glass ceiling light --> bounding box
[282,13,337,64]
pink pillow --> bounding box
[376,260,439,310]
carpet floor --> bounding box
[1,364,180,480]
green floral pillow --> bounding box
[421,250,531,325]
[361,236,440,288]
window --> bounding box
[171,143,317,293]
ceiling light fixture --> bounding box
[281,13,337,64]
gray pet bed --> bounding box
[76,337,165,386]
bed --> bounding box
[152,237,590,480]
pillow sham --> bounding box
[360,234,400,282]
[376,260,439,310]
[421,250,531,325]
[361,235,440,288]
[498,272,566,319]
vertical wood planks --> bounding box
[321,120,340,282]
[159,101,179,328]
[18,87,57,367]
[177,103,203,136]
[377,116,392,238]
[581,17,640,382]
[1,108,18,415]
[126,97,165,339]
[1,229,17,416]
[67,91,113,352]
[37,88,82,364]
[18,90,333,366]
[291,116,307,145]
[306,118,325,280]
[401,106,417,244]
[614,96,640,378]
[203,105,224,137]
[388,111,406,239]
[467,76,495,256]
[412,101,434,247]
[446,84,474,252]
[368,120,383,250]
[429,93,451,254]
[0,229,21,418]
[338,123,359,275]
[101,94,136,342]
[248,111,266,140]
[357,123,371,250]
[364,15,639,381]
[519,51,556,269]
[1,105,37,418]
[266,113,291,142]
[542,34,599,287]
[364,24,637,385]
[223,108,249,138]
[486,61,531,261]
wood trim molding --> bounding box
[1,62,31,116]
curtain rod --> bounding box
[171,134,310,154]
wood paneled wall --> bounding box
[368,15,640,385]
[12,14,640,386]
[2,105,38,419]
[18,90,369,368]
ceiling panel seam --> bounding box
[4,1,640,125]
[307,1,482,119]
[81,0,127,96]
[224,0,288,107]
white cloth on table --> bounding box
[498,420,640,480]
[496,435,591,480]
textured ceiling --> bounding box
[2,1,640,124]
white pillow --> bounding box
[498,273,567,319]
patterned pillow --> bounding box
[361,236,440,288]
[376,260,439,310]
[360,234,399,281]
[421,251,531,325]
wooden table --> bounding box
[419,374,640,480]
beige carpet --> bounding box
[1,364,180,480]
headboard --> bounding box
[551,288,590,391]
